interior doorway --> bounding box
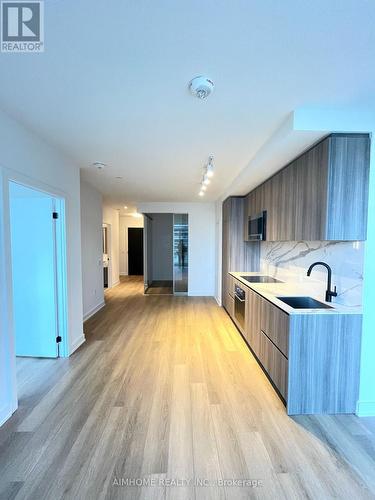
[128,228,144,275]
[8,181,68,359]
[143,212,188,295]
[173,214,188,294]
[102,223,112,289]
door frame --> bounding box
[0,167,69,422]
[102,222,112,288]
[143,215,150,293]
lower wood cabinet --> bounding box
[224,275,362,415]
[258,329,288,400]
[228,274,235,298]
[260,299,289,357]
[245,288,262,357]
[223,292,234,318]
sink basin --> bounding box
[277,296,333,309]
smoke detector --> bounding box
[189,76,214,99]
[91,161,107,170]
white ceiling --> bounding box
[0,0,375,208]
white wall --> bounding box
[103,205,120,287]
[0,108,84,426]
[119,215,144,276]
[80,180,104,320]
[137,202,216,296]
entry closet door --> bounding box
[9,182,59,358]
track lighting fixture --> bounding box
[197,155,215,197]
[206,156,214,178]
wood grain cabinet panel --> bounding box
[288,313,362,414]
[294,139,329,240]
[258,329,288,400]
[326,134,370,241]
[245,288,262,357]
[260,299,289,357]
[241,286,361,415]
[243,133,370,242]
[223,292,234,318]
[222,197,260,308]
[227,274,235,298]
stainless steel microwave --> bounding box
[248,211,267,241]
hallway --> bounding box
[0,277,374,499]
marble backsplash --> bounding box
[260,241,364,307]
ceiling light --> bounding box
[124,205,128,209]
[203,174,210,185]
[199,190,205,197]
[201,184,207,191]
[206,155,214,178]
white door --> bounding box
[9,182,59,358]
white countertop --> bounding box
[229,272,362,316]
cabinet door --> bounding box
[229,198,246,269]
[243,192,256,241]
[259,330,288,400]
[270,165,296,241]
[254,184,265,214]
[227,274,235,298]
[326,134,370,241]
[260,299,289,357]
[223,292,234,318]
[262,178,275,241]
[221,219,229,299]
[294,140,329,240]
[246,289,262,357]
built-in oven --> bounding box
[248,210,267,241]
[234,284,246,330]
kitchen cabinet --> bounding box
[227,274,362,415]
[245,288,262,357]
[243,133,370,242]
[223,292,234,319]
[260,299,289,357]
[222,197,259,312]
[258,329,288,400]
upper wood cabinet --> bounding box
[244,134,370,242]
[222,197,260,309]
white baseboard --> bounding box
[119,272,128,276]
[215,295,222,306]
[69,334,86,355]
[356,400,375,417]
[83,301,106,322]
[0,403,14,428]
[111,279,120,288]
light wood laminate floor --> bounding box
[0,276,374,499]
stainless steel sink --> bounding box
[277,296,333,309]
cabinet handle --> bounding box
[235,294,245,302]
